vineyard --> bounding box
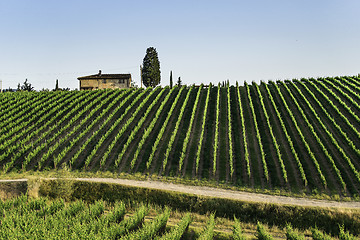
[1,76,360,196]
[0,195,357,239]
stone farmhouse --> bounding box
[78,70,132,90]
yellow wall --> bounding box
[79,78,131,90]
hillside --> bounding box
[1,76,359,197]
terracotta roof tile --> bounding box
[78,73,131,80]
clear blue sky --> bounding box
[1,0,360,90]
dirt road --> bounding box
[2,177,360,209]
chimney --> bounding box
[98,70,102,76]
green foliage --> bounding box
[114,87,163,167]
[213,84,220,175]
[198,213,216,240]
[285,224,305,240]
[272,81,327,188]
[288,80,352,189]
[110,204,149,238]
[255,82,287,183]
[299,79,360,157]
[256,222,274,240]
[195,83,211,174]
[63,179,359,236]
[227,86,234,177]
[264,82,307,186]
[18,78,34,91]
[246,82,268,181]
[2,190,360,239]
[0,196,145,239]
[178,85,202,172]
[47,198,65,215]
[1,75,360,205]
[233,216,247,240]
[99,88,151,167]
[321,77,360,122]
[69,89,136,169]
[162,86,192,171]
[339,225,357,240]
[146,86,183,169]
[156,213,192,240]
[311,227,333,240]
[120,207,170,240]
[281,81,346,190]
[142,47,161,87]
[130,87,176,169]
[236,82,250,178]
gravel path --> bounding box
[0,179,28,182]
[2,177,360,209]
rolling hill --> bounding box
[1,76,359,197]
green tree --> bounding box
[142,47,161,87]
[55,79,59,91]
[18,79,34,91]
[170,71,173,88]
[177,77,182,87]
[131,79,138,88]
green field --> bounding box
[1,194,357,239]
[1,76,360,197]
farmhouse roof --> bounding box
[78,70,131,80]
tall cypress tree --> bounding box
[55,79,59,91]
[170,71,173,88]
[142,47,161,87]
